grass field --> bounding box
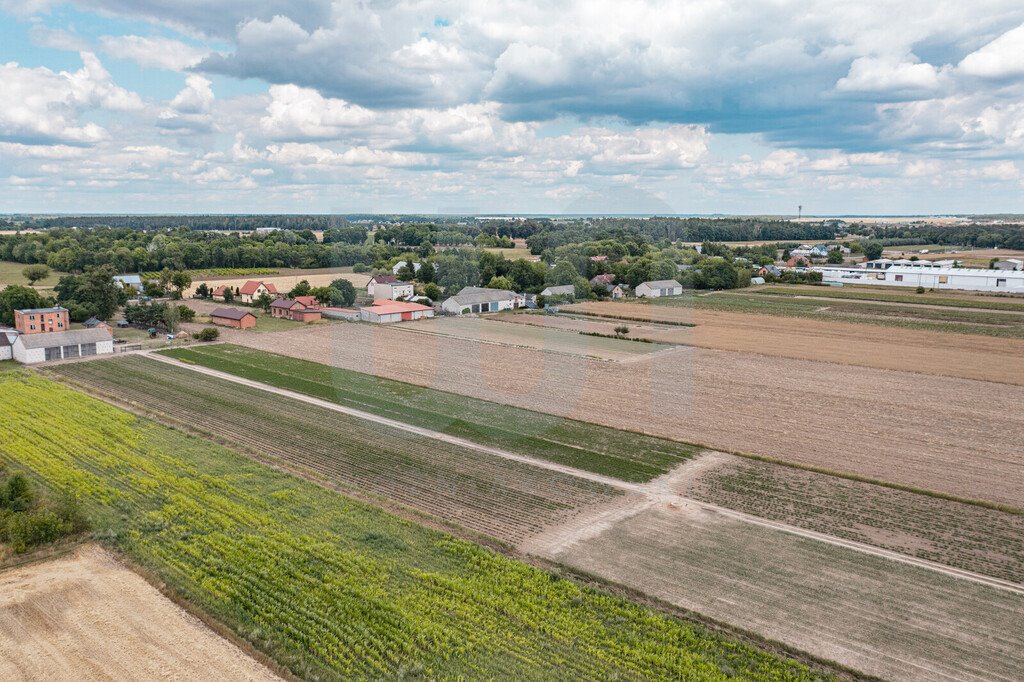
[160,345,700,482]
[0,260,67,288]
[681,453,1024,584]
[0,546,278,680]
[51,356,622,545]
[547,503,1024,682]
[0,368,832,681]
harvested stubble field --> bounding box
[679,452,1024,584]
[542,501,1024,682]
[51,356,622,545]
[0,545,279,681]
[754,284,1024,312]
[396,316,671,360]
[159,344,699,482]
[0,369,832,681]
[217,321,1024,507]
[185,268,369,298]
[563,300,1024,385]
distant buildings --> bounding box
[540,284,576,299]
[817,265,1024,292]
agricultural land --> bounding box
[0,368,834,682]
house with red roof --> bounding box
[269,297,322,323]
[359,300,434,324]
[238,280,279,304]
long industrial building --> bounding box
[816,264,1024,292]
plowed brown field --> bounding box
[0,546,278,681]
[562,301,1024,385]
[220,321,1024,507]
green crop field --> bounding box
[157,345,701,482]
[140,267,279,279]
[0,368,832,681]
[51,356,621,545]
[0,260,68,288]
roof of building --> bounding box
[370,275,400,284]
[542,285,576,295]
[446,287,517,305]
[15,306,69,315]
[212,285,228,295]
[15,327,112,350]
[364,300,433,315]
[589,255,608,261]
[113,274,143,284]
[210,307,256,320]
[590,274,615,285]
[639,280,682,289]
[0,332,11,347]
[294,295,318,307]
[82,317,103,327]
[270,298,298,310]
[239,280,277,295]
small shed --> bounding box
[209,307,257,329]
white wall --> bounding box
[818,266,1024,292]
[0,345,10,361]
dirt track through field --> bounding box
[218,322,1024,507]
[0,545,278,681]
[143,353,1024,594]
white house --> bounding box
[391,260,423,275]
[359,300,434,323]
[540,284,576,299]
[817,265,1024,292]
[374,281,415,300]
[238,280,279,303]
[11,328,114,364]
[441,287,519,314]
[635,280,683,298]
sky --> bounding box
[1,1,1023,215]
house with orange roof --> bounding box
[238,280,279,304]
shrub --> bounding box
[7,509,68,552]
[178,305,195,322]
[352,263,369,273]
[916,286,925,294]
[193,327,220,342]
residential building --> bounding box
[11,328,113,364]
[590,274,615,287]
[391,260,423,275]
[374,281,415,301]
[269,298,322,322]
[293,295,319,308]
[786,256,812,268]
[238,280,279,304]
[209,307,258,328]
[113,274,143,291]
[635,280,683,298]
[441,287,520,314]
[540,284,576,299]
[817,265,1024,292]
[14,307,69,335]
[359,300,434,323]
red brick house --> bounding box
[14,307,69,335]
[269,298,322,323]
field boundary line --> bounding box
[142,352,1024,596]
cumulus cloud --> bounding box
[158,75,216,133]
[835,57,949,97]
[957,23,1024,79]
[99,35,209,71]
[259,85,375,139]
[0,52,142,145]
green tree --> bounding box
[222,288,234,303]
[177,305,195,322]
[545,260,579,286]
[254,292,274,312]
[328,278,356,307]
[485,276,516,290]
[170,271,192,299]
[423,283,442,301]
[288,280,312,298]
[863,241,884,261]
[195,283,211,299]
[163,303,180,333]
[827,249,844,264]
[0,285,50,325]
[22,264,50,285]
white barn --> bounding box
[11,328,114,364]
[441,287,520,314]
[635,280,683,298]
[0,331,12,361]
[817,265,1024,293]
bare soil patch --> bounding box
[0,545,278,681]
[546,503,1024,682]
[218,322,1024,507]
[563,301,1024,385]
